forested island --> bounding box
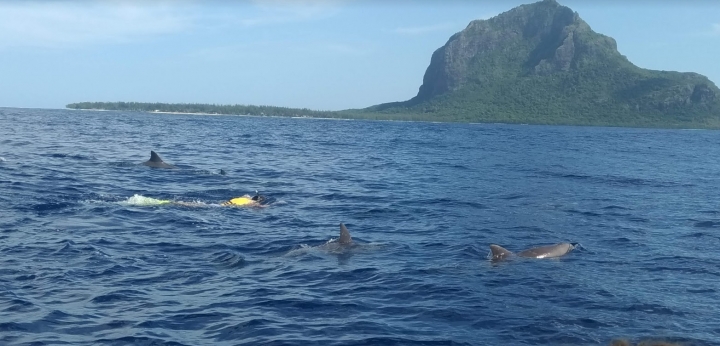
[68,0,720,128]
[66,102,336,118]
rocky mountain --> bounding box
[369,0,720,127]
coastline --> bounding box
[63,106,720,130]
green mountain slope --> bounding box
[367,0,720,127]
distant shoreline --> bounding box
[64,101,720,129]
[66,101,336,118]
[71,108,225,116]
[66,106,370,122]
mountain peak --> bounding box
[371,0,719,128]
[413,0,612,102]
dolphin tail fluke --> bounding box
[339,223,352,244]
[489,244,513,261]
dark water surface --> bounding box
[1,108,719,345]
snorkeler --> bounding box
[124,192,268,207]
[221,192,267,207]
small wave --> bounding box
[693,220,720,228]
[699,210,720,215]
[644,265,720,277]
[52,239,76,254]
[0,322,27,332]
[564,208,602,217]
[556,317,611,328]
[32,201,75,212]
[624,303,683,316]
[91,289,147,304]
[111,161,141,167]
[687,288,716,294]
[210,318,276,342]
[94,336,190,346]
[43,153,95,160]
[562,173,591,180]
[344,337,473,346]
[15,274,36,281]
[681,231,719,240]
[539,170,685,188]
[362,207,398,215]
[498,193,528,200]
[136,312,232,332]
[211,251,247,268]
[602,205,631,210]
[604,237,635,245]
[2,298,35,313]
[284,244,316,257]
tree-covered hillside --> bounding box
[366,0,720,128]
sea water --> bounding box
[1,108,719,345]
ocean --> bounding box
[1,107,719,345]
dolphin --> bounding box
[142,151,176,169]
[284,223,376,258]
[316,223,354,253]
[489,243,576,261]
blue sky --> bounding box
[0,0,718,111]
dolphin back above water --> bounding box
[489,243,576,261]
[316,223,355,253]
[142,151,176,169]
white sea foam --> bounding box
[284,244,314,257]
[118,195,218,207]
[123,194,171,206]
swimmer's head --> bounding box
[251,191,266,204]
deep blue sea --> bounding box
[1,107,720,346]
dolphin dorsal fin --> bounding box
[489,244,513,261]
[339,223,352,244]
[149,151,164,162]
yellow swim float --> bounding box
[222,196,255,206]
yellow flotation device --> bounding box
[222,196,254,206]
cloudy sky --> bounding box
[0,0,718,110]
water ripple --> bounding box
[1,108,719,345]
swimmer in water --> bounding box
[220,192,266,207]
[125,192,268,207]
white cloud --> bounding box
[0,1,192,48]
[713,23,720,35]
